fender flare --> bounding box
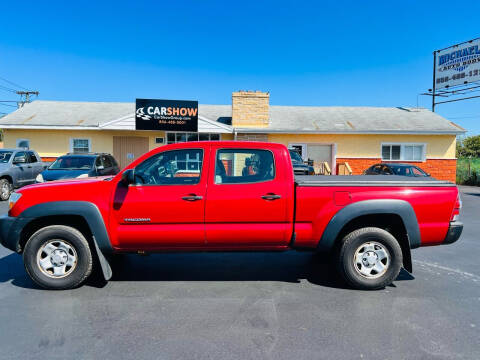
[19,201,113,280]
[318,199,420,271]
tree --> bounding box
[457,135,480,158]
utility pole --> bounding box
[16,91,39,107]
[432,51,437,112]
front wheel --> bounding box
[23,225,93,290]
[337,227,403,290]
[0,178,12,201]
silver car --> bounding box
[0,149,47,200]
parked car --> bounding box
[363,163,430,177]
[0,149,47,201]
[289,149,315,175]
[0,142,462,290]
[35,153,120,183]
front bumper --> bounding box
[0,215,30,252]
[443,220,463,245]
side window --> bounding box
[215,149,275,184]
[102,155,113,168]
[412,167,425,176]
[110,156,119,168]
[382,166,393,175]
[134,149,203,185]
[13,151,26,164]
[95,157,103,168]
[372,165,382,174]
[27,151,38,163]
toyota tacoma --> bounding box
[0,141,463,290]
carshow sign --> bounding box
[435,38,480,89]
[135,99,198,131]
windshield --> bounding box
[289,150,303,163]
[0,151,13,163]
[49,156,95,170]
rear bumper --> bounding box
[443,220,463,245]
[0,215,30,252]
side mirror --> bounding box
[121,169,135,185]
[13,156,26,164]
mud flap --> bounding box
[93,238,112,281]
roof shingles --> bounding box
[0,100,465,134]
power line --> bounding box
[0,76,29,91]
[0,85,17,93]
[0,103,16,108]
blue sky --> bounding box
[0,0,479,134]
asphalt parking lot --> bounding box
[0,187,479,360]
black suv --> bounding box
[36,153,120,183]
[289,149,315,175]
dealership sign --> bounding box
[435,38,480,89]
[135,99,198,131]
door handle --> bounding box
[261,193,281,201]
[182,194,203,201]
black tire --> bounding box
[337,227,403,290]
[0,178,12,201]
[23,225,93,290]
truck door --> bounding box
[26,151,44,183]
[205,146,291,247]
[11,151,32,187]
[111,147,208,249]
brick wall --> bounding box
[336,158,457,183]
[232,90,269,128]
[236,133,268,142]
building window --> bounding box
[166,132,221,144]
[155,137,164,144]
[70,138,91,153]
[381,144,425,161]
[16,139,30,149]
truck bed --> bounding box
[295,175,455,187]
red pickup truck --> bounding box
[0,141,462,290]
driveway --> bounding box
[0,187,478,360]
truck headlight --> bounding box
[36,173,44,183]
[76,173,89,179]
[9,192,22,210]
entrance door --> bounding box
[112,148,207,249]
[113,136,149,169]
[307,145,332,175]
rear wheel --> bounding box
[337,227,403,290]
[23,225,93,290]
[0,178,12,201]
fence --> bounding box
[457,158,480,185]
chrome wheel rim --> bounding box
[353,241,390,279]
[1,182,9,198]
[36,240,78,278]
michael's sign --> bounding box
[135,99,198,131]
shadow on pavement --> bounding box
[0,252,37,289]
[0,251,414,290]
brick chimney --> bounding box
[232,90,270,128]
